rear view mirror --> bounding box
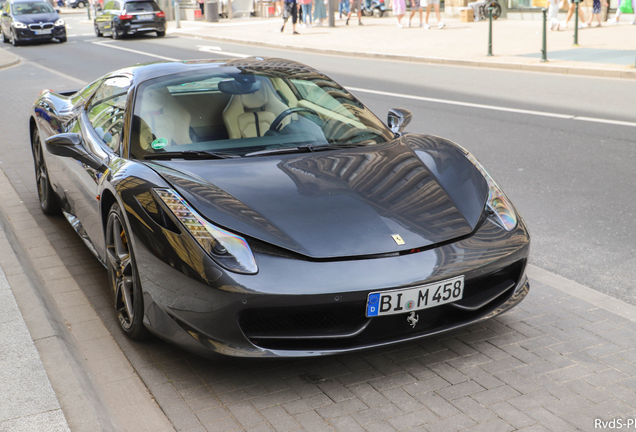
[46,133,107,172]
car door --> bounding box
[58,76,131,261]
[97,0,114,32]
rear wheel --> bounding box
[106,203,149,340]
[32,128,61,215]
[95,23,103,36]
[111,22,122,39]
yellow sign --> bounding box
[392,234,405,245]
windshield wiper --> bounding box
[245,144,318,157]
[144,150,239,161]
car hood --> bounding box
[13,12,59,24]
[147,134,490,259]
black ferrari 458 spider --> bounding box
[30,58,530,358]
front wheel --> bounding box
[373,8,383,17]
[156,30,165,37]
[10,30,20,46]
[1,30,9,43]
[32,128,61,215]
[95,23,103,37]
[58,36,67,43]
[106,203,149,340]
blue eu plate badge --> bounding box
[366,293,380,317]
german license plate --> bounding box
[35,29,52,35]
[366,275,464,317]
[136,15,153,20]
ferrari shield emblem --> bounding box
[392,234,405,245]
[407,312,419,328]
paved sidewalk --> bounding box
[167,13,636,78]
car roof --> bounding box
[106,57,319,86]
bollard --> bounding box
[573,0,579,46]
[487,7,493,56]
[541,8,547,62]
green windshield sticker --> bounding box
[151,138,168,150]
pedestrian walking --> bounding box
[586,0,608,26]
[423,0,444,28]
[408,0,423,26]
[339,0,350,18]
[560,0,587,29]
[346,0,363,25]
[391,0,406,27]
[314,0,327,25]
[608,0,635,24]
[546,0,561,29]
[281,0,300,34]
[299,0,313,27]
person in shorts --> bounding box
[423,0,444,28]
[346,0,363,25]
[281,0,300,34]
[408,0,423,26]
[561,0,587,28]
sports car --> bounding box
[30,58,530,358]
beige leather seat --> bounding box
[139,87,192,149]
[222,84,289,139]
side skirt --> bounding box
[62,210,106,268]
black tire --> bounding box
[95,23,103,37]
[111,22,121,39]
[32,128,61,215]
[58,37,67,43]
[106,203,149,340]
[373,8,383,17]
[156,30,165,37]
[1,30,8,43]
[361,8,372,16]
[10,30,20,46]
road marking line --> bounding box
[92,41,178,61]
[347,86,636,128]
[197,46,250,58]
[92,41,253,60]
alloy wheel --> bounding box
[106,209,136,331]
[32,129,59,214]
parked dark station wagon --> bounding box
[94,0,165,39]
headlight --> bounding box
[55,18,65,26]
[154,189,258,275]
[13,22,27,28]
[465,153,518,231]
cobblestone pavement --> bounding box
[1,58,636,432]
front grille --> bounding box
[29,23,54,30]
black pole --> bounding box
[487,7,493,56]
[541,8,547,62]
[573,0,579,46]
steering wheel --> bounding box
[269,107,320,133]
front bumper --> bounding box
[13,26,65,42]
[130,195,531,358]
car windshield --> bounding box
[13,1,54,14]
[129,66,394,159]
[125,1,159,12]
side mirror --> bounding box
[46,133,107,173]
[387,108,412,135]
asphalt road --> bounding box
[2,14,636,306]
